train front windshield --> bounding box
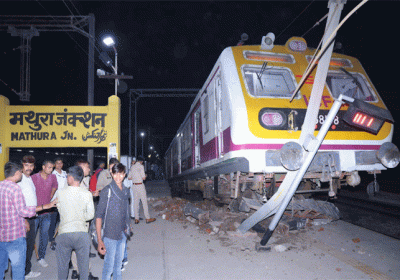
[243,65,298,98]
[326,70,377,102]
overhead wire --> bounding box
[275,0,317,42]
[35,0,105,71]
[301,13,328,38]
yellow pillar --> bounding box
[107,95,121,162]
[0,95,10,180]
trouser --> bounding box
[56,232,90,280]
[48,210,59,243]
[102,235,126,280]
[35,213,51,260]
[71,246,93,272]
[25,218,36,275]
[129,187,135,218]
[132,184,150,220]
[71,222,93,273]
[0,237,26,280]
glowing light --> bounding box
[244,51,294,64]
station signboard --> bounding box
[0,95,120,179]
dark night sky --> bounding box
[1,0,400,162]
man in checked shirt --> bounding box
[0,162,57,280]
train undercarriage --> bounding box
[168,169,371,220]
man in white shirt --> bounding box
[49,158,67,251]
[56,166,95,280]
[18,155,41,279]
[70,159,99,280]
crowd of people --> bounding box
[0,155,156,280]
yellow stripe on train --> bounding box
[231,37,391,141]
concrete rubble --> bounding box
[149,196,338,253]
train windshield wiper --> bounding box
[257,62,268,89]
[339,67,365,98]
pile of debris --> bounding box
[150,197,250,235]
[149,196,339,252]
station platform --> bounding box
[4,180,400,280]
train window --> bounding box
[326,71,377,102]
[242,65,299,98]
[181,121,191,154]
[202,95,210,133]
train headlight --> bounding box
[261,32,275,50]
[280,141,304,171]
[259,109,286,129]
[377,142,400,168]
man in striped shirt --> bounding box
[0,162,57,280]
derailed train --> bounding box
[164,35,399,207]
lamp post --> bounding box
[140,132,145,158]
[102,36,118,95]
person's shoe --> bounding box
[37,259,48,268]
[89,252,96,258]
[25,271,41,278]
[146,218,156,224]
[121,263,126,272]
[123,259,128,266]
[71,270,79,279]
[135,219,139,224]
[88,272,99,280]
[50,241,56,251]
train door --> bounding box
[194,108,201,166]
[215,73,224,157]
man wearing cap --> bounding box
[128,156,156,224]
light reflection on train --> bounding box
[164,36,399,207]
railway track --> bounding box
[336,190,400,217]
[323,190,400,239]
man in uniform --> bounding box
[96,158,119,192]
[128,156,156,224]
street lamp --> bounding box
[102,35,118,95]
[140,131,145,157]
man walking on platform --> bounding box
[0,162,57,280]
[69,160,99,280]
[55,166,95,280]
[31,160,58,268]
[18,155,41,279]
[128,156,156,224]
